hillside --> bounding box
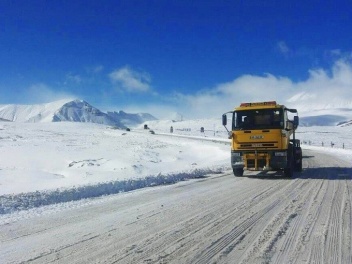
[0,99,69,123]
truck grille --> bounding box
[238,142,277,149]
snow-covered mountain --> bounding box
[287,92,352,126]
[298,108,352,126]
[2,98,352,127]
[107,111,157,127]
[52,100,124,127]
[0,99,157,128]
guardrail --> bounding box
[301,141,351,150]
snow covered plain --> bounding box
[0,120,230,213]
[1,119,352,263]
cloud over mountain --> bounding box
[159,58,352,121]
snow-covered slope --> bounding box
[337,119,352,127]
[287,92,352,126]
[299,108,352,126]
[288,92,352,111]
[0,99,69,123]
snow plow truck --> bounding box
[222,101,302,177]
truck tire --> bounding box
[295,159,302,172]
[233,168,244,177]
[284,155,293,178]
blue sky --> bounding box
[1,0,352,118]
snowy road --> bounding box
[1,149,352,263]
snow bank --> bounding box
[0,167,226,214]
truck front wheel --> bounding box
[284,155,293,178]
[233,168,244,177]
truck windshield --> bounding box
[233,108,283,130]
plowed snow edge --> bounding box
[0,167,226,214]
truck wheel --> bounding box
[233,168,244,177]
[284,167,293,178]
[295,159,302,172]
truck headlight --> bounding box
[275,152,287,157]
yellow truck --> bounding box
[222,101,302,177]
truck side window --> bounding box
[273,110,283,127]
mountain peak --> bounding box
[53,99,114,124]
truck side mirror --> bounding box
[293,116,299,128]
[222,114,227,126]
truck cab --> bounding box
[222,101,302,177]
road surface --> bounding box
[1,149,352,263]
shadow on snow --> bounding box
[238,167,352,180]
[241,154,352,180]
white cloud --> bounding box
[277,41,290,55]
[65,73,82,84]
[330,49,342,56]
[93,65,104,73]
[100,57,352,120]
[109,66,151,92]
[147,58,352,119]
[84,65,104,75]
[123,104,178,120]
[160,74,294,119]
